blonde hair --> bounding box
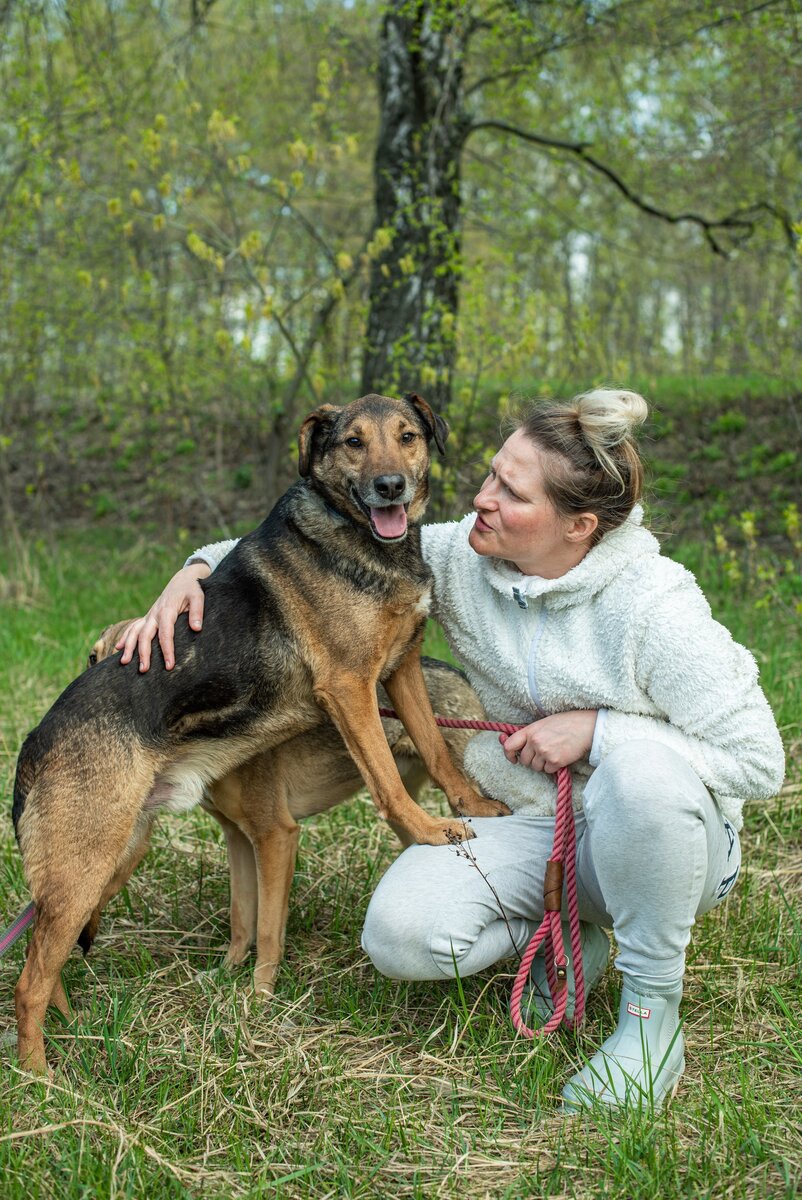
[518,387,648,544]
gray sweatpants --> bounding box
[361,741,741,993]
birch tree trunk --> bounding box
[361,1,470,410]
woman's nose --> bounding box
[474,477,496,509]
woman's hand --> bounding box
[501,710,597,773]
[116,562,212,672]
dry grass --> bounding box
[0,530,800,1198]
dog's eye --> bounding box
[400,431,416,443]
[88,652,98,666]
[345,437,363,448]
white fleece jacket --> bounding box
[188,509,785,830]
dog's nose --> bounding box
[374,474,405,501]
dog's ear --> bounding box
[404,392,449,456]
[297,404,343,477]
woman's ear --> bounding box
[565,512,599,544]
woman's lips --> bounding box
[474,513,493,532]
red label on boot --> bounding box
[626,1002,652,1019]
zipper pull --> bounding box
[512,586,528,609]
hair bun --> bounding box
[574,388,648,450]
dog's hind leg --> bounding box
[206,803,258,968]
[79,815,154,955]
[208,758,298,995]
[16,785,147,1073]
[47,974,71,1020]
[17,892,112,1074]
[248,807,299,997]
[16,907,78,1072]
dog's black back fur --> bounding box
[13,473,433,838]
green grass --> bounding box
[0,527,800,1198]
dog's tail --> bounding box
[78,912,100,956]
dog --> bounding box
[88,619,486,988]
[13,392,507,1072]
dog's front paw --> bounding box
[223,940,251,969]
[253,960,279,997]
[450,786,511,819]
[411,815,476,846]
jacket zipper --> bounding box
[527,604,548,716]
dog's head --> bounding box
[297,392,448,543]
[87,619,135,668]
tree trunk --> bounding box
[361,1,470,411]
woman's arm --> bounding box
[500,710,598,772]
[117,522,449,674]
[594,581,785,816]
[117,537,240,671]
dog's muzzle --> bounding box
[352,480,412,542]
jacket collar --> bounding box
[477,505,660,610]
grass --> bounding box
[0,523,800,1199]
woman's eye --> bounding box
[346,437,363,448]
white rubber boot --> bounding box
[561,981,685,1112]
[524,922,610,1023]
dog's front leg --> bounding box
[314,672,475,845]
[384,648,510,820]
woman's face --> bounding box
[468,429,594,578]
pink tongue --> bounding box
[370,504,407,538]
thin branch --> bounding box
[658,0,789,53]
[243,177,339,269]
[466,118,795,254]
[279,236,371,415]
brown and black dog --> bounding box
[13,392,506,1072]
[88,619,486,994]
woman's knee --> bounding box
[585,740,709,829]
[361,851,472,981]
[361,893,476,981]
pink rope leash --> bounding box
[379,708,585,1038]
[0,901,35,958]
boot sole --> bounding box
[561,1056,686,1115]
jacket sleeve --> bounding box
[185,538,240,571]
[589,574,785,825]
[421,517,472,621]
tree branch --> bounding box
[657,0,788,54]
[467,118,795,254]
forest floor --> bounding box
[5,374,801,549]
[0,376,800,1198]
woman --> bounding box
[120,388,784,1111]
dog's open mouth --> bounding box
[352,490,409,541]
[370,504,407,540]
